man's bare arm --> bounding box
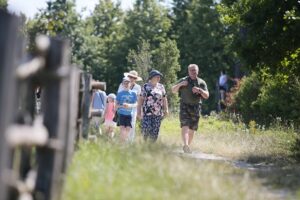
[171,80,188,93]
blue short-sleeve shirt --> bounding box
[116,90,137,116]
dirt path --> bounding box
[174,149,296,200]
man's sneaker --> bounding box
[183,145,192,154]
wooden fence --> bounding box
[0,11,105,200]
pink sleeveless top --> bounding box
[105,102,115,121]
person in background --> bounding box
[118,70,142,143]
[116,77,137,143]
[219,70,229,102]
[103,93,117,139]
[218,70,235,111]
[91,88,107,134]
[171,64,209,153]
[137,69,168,142]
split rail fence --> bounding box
[0,11,105,200]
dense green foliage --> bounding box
[128,39,181,107]
[88,0,125,90]
[22,0,300,127]
[232,72,300,128]
[230,72,261,124]
[218,0,300,70]
[25,0,83,61]
[218,0,300,128]
[153,39,181,109]
[0,0,7,10]
[172,0,235,111]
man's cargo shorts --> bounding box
[179,102,201,131]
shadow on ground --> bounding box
[176,148,300,198]
[237,154,300,198]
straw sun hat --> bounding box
[124,70,143,81]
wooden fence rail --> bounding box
[0,11,105,200]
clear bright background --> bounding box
[7,0,135,18]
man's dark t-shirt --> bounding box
[177,76,208,105]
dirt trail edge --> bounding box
[174,149,296,200]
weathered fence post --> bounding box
[62,66,81,173]
[81,72,92,139]
[35,37,71,200]
[0,11,106,200]
[0,11,21,200]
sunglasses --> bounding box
[128,76,137,79]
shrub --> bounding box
[230,72,300,129]
[256,74,300,128]
[230,72,261,124]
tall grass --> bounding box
[63,143,281,200]
[62,116,299,199]
[159,115,298,163]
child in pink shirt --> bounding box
[103,93,117,138]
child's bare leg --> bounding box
[104,126,110,137]
[120,126,130,143]
[108,127,114,138]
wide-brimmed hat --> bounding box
[124,70,143,81]
[148,69,163,80]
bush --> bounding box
[231,72,300,129]
[230,72,261,124]
[256,74,300,127]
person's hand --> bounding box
[192,86,200,94]
[123,103,129,108]
[180,80,188,87]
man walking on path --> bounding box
[171,64,209,153]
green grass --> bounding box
[62,116,300,200]
[63,143,281,200]
[160,115,298,164]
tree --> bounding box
[124,0,172,51]
[172,0,232,111]
[92,0,123,38]
[218,0,300,71]
[88,0,126,91]
[127,40,153,81]
[0,0,7,11]
[153,39,181,109]
[128,39,181,109]
[25,0,83,62]
[25,0,119,88]
[219,0,300,128]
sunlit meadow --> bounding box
[62,115,300,200]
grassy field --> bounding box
[62,116,300,200]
